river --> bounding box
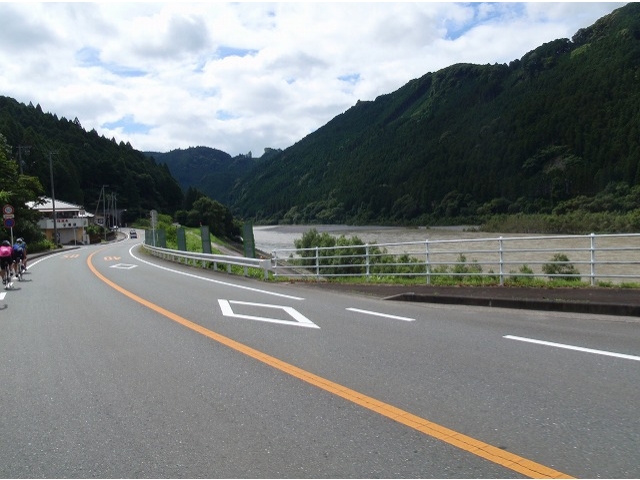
[253,224,484,252]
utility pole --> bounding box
[106,193,111,230]
[94,185,109,241]
[17,145,31,175]
[113,193,118,228]
[49,151,58,245]
[103,185,108,240]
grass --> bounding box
[162,226,224,255]
[268,267,640,289]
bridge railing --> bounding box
[271,232,640,286]
[143,244,271,279]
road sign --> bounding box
[3,204,14,215]
[4,218,15,228]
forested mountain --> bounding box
[0,97,183,222]
[146,147,263,206]
[230,2,640,225]
[3,3,640,230]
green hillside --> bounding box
[3,3,640,232]
[0,97,183,223]
[230,3,640,226]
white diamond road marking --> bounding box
[218,299,319,329]
[110,263,138,270]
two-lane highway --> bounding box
[1,236,638,478]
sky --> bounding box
[0,2,627,158]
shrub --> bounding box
[507,264,536,285]
[452,254,482,282]
[542,253,581,282]
[28,239,55,253]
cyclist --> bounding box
[13,238,27,274]
[0,240,13,289]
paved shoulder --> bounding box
[298,283,640,317]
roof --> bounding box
[26,197,93,217]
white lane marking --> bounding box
[218,300,319,329]
[129,246,303,301]
[0,292,6,301]
[346,307,415,322]
[504,335,640,362]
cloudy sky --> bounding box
[0,2,627,157]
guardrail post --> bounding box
[271,251,277,277]
[315,246,320,279]
[499,236,504,286]
[590,232,596,286]
[425,240,431,285]
[365,244,370,281]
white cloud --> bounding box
[0,2,628,156]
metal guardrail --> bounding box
[271,232,640,286]
[142,232,640,286]
[143,244,271,279]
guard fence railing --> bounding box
[143,243,271,279]
[270,232,640,286]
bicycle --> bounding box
[2,264,13,290]
[13,258,22,282]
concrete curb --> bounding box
[385,292,640,317]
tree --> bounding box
[191,196,240,240]
[0,133,45,243]
[183,186,206,211]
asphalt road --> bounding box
[0,235,638,478]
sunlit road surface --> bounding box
[0,240,638,478]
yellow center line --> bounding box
[88,250,573,479]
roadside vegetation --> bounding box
[137,213,269,280]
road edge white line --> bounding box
[129,246,304,301]
[347,307,415,322]
[504,335,640,362]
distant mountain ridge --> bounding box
[146,147,280,205]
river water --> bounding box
[253,224,485,252]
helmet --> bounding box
[1,240,10,246]
[16,238,23,243]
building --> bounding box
[27,197,92,245]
